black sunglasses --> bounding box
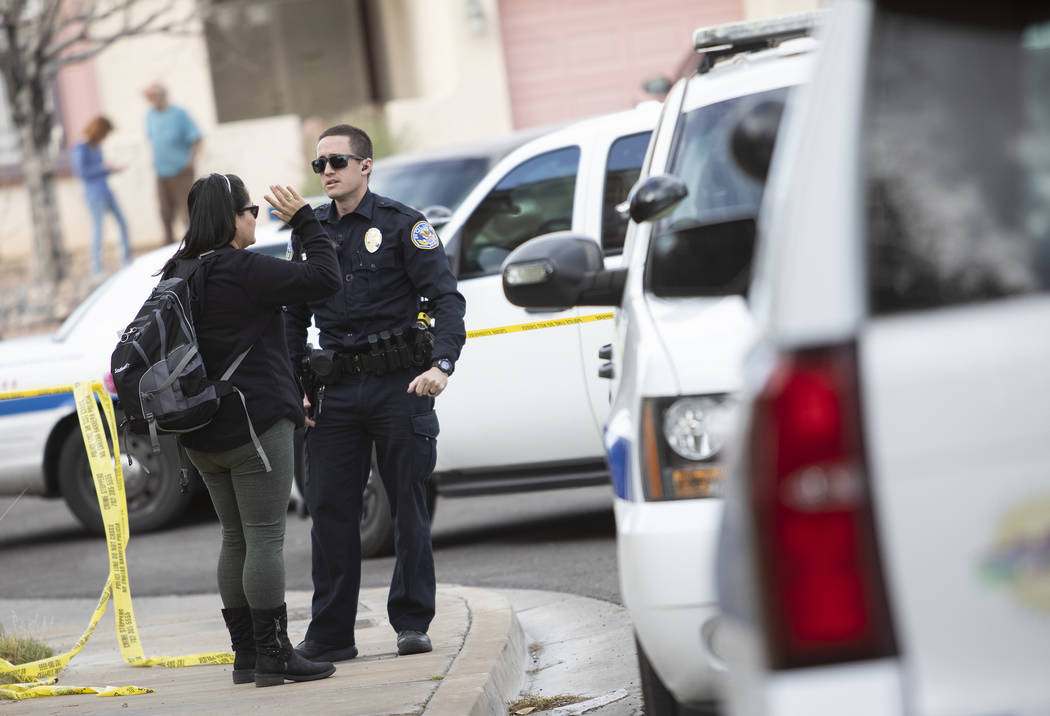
[238,205,259,218]
[311,153,366,174]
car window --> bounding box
[601,131,651,256]
[457,146,580,279]
[370,157,492,214]
[660,90,785,231]
[866,5,1050,315]
[645,89,787,297]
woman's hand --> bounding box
[264,184,308,223]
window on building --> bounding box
[203,0,415,123]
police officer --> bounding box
[285,124,466,661]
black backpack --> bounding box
[111,251,269,486]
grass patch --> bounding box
[0,625,54,684]
[508,693,585,714]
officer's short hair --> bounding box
[318,124,373,160]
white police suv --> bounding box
[715,1,1050,714]
[502,13,820,715]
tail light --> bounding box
[748,343,897,669]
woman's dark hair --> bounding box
[160,173,249,276]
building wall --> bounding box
[0,0,304,266]
[0,0,821,268]
[745,0,823,19]
[496,0,744,129]
[383,0,515,152]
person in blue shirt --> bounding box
[70,115,131,276]
[144,82,202,244]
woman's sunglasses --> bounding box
[311,153,366,174]
[238,205,259,218]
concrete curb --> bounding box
[426,585,526,716]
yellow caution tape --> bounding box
[0,676,153,700]
[0,381,232,701]
[466,311,613,340]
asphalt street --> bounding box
[0,485,621,603]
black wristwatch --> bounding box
[432,358,453,376]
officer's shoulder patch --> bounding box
[284,241,294,261]
[411,221,439,250]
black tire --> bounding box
[360,459,394,559]
[637,635,680,716]
[58,426,194,535]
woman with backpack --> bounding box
[159,173,341,687]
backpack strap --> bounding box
[175,442,193,494]
[220,345,253,381]
[146,343,201,397]
[232,386,271,473]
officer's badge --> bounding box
[364,227,383,253]
[284,241,294,261]
[411,221,439,250]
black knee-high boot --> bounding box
[220,606,256,684]
[252,604,335,687]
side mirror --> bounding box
[501,232,626,309]
[642,76,672,96]
[729,98,785,182]
[618,174,688,225]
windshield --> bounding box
[658,89,787,232]
[54,272,122,341]
[370,157,492,213]
[646,88,789,297]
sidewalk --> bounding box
[0,585,527,715]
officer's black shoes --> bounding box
[293,639,359,663]
[396,630,432,656]
[251,604,336,687]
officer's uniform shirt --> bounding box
[284,190,466,373]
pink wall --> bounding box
[55,56,101,149]
[498,0,743,128]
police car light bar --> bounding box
[693,10,826,54]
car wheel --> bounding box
[58,427,194,535]
[360,459,395,558]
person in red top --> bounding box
[159,173,341,687]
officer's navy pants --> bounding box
[303,368,438,646]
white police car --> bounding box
[0,231,296,533]
[0,114,655,543]
[502,13,820,714]
[716,1,1050,714]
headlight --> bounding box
[663,396,737,461]
[641,394,737,501]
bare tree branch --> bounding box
[43,1,195,73]
[0,0,207,285]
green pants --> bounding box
[185,419,294,610]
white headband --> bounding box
[212,173,231,194]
